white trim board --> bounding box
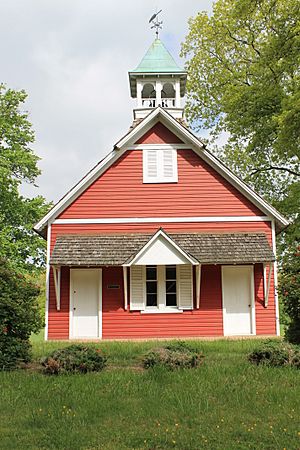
[272,220,280,336]
[34,106,288,234]
[44,224,51,341]
[54,216,272,225]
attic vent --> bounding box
[143,148,178,183]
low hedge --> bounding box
[143,341,204,370]
[41,344,107,374]
[249,340,300,369]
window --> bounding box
[130,264,193,312]
[143,148,178,183]
[146,266,157,307]
[145,265,177,309]
[165,266,177,306]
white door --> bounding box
[71,269,101,339]
[222,266,254,336]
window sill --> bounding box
[140,308,184,314]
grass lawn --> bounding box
[0,337,299,450]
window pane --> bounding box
[146,266,157,280]
[166,293,177,306]
[147,293,157,307]
[146,281,157,294]
[166,266,176,280]
[166,280,176,294]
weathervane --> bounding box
[149,9,163,39]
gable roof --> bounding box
[34,107,289,236]
[49,230,275,266]
[124,228,198,266]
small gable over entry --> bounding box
[126,229,197,312]
[125,229,197,266]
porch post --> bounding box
[52,265,61,311]
[264,262,273,308]
[123,266,128,310]
[196,264,201,309]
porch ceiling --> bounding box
[50,231,275,267]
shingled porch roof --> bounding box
[50,231,275,267]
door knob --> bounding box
[73,307,76,311]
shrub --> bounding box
[0,259,43,370]
[41,344,107,374]
[143,341,204,371]
[249,340,300,369]
[279,242,300,344]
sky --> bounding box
[1,0,213,203]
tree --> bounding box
[0,84,50,272]
[181,0,300,181]
[181,0,300,339]
[0,259,43,369]
[279,242,300,344]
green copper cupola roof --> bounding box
[131,39,185,73]
[129,38,187,98]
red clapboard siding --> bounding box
[58,149,263,219]
[48,266,70,340]
[135,123,183,144]
[254,263,276,335]
[102,265,223,339]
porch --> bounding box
[48,229,276,340]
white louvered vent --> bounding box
[130,265,145,310]
[146,150,158,179]
[163,149,175,179]
[143,148,178,183]
[178,265,193,309]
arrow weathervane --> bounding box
[149,9,163,39]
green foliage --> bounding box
[249,340,300,368]
[0,84,50,272]
[41,344,107,374]
[181,0,300,257]
[279,242,300,343]
[0,259,43,370]
[143,341,204,370]
[182,0,300,168]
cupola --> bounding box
[129,38,187,120]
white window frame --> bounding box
[142,265,182,313]
[143,148,178,183]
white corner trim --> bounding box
[99,268,103,339]
[45,224,51,341]
[123,228,198,266]
[54,216,271,225]
[271,220,280,336]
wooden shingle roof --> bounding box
[50,232,275,266]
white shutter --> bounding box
[144,150,158,182]
[130,265,145,310]
[178,265,193,309]
[163,149,176,180]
